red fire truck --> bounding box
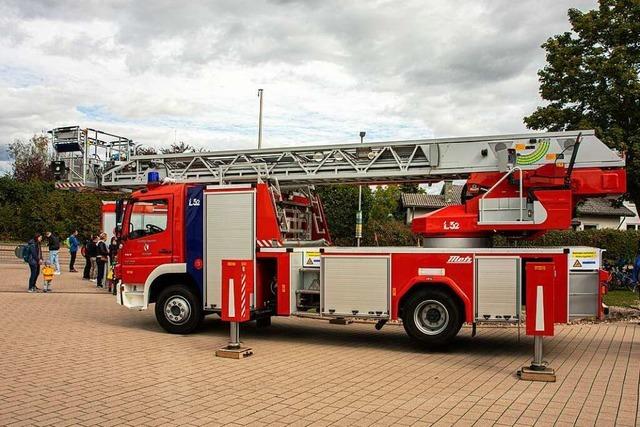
[51,127,625,348]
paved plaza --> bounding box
[0,262,638,426]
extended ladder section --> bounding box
[49,127,623,190]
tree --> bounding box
[8,134,53,182]
[160,141,197,154]
[315,184,419,246]
[315,184,373,245]
[524,0,640,208]
[136,146,158,155]
[369,185,404,222]
[0,176,118,241]
[135,141,197,156]
[399,183,425,195]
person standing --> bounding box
[82,236,92,280]
[88,235,98,282]
[108,236,119,294]
[42,261,55,293]
[96,233,109,288]
[26,233,43,292]
[108,237,118,266]
[45,231,61,275]
[68,230,80,272]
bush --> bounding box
[362,219,418,247]
[494,229,640,262]
[0,177,118,242]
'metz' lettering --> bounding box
[447,255,472,264]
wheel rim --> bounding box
[414,299,449,336]
[164,296,191,325]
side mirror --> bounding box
[115,199,125,237]
[115,199,124,223]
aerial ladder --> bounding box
[50,126,626,242]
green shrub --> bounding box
[362,219,417,247]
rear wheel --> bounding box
[402,288,462,346]
[155,285,203,334]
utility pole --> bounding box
[356,131,366,246]
[257,89,264,149]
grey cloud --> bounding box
[40,34,120,60]
[0,0,600,147]
[3,1,591,82]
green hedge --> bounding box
[494,229,640,262]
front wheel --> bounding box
[402,288,462,346]
[155,285,203,334]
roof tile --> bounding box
[401,185,463,208]
[576,198,636,217]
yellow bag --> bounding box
[107,268,113,280]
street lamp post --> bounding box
[356,131,366,246]
[257,89,264,149]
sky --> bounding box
[0,0,597,174]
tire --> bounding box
[402,288,462,346]
[155,285,203,334]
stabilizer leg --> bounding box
[216,322,253,359]
[517,336,555,382]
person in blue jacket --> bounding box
[68,230,80,272]
[26,233,43,292]
[632,245,640,286]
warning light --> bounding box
[193,258,203,270]
[147,170,160,185]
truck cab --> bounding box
[116,185,190,315]
[116,181,331,334]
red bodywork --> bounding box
[412,166,626,238]
[115,158,619,336]
[221,259,253,322]
[525,262,556,336]
[118,184,187,286]
[256,248,573,326]
[391,252,568,323]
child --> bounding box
[42,261,55,293]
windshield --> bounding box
[127,199,169,239]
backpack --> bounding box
[15,244,31,263]
[64,237,71,247]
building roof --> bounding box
[401,185,463,209]
[576,198,636,218]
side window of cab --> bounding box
[128,199,169,239]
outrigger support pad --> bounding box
[216,322,253,359]
[517,336,556,382]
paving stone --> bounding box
[0,262,638,426]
